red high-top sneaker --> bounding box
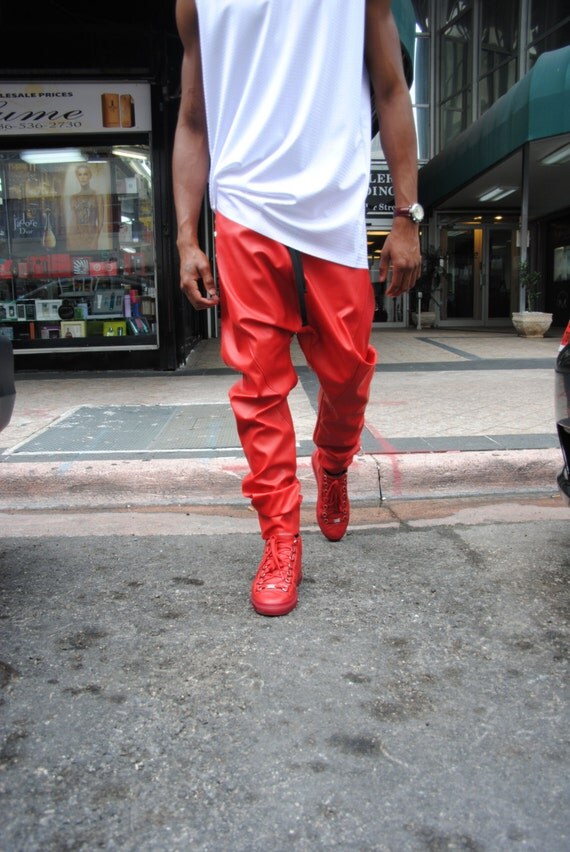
[312,450,349,541]
[251,533,303,616]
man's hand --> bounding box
[179,245,219,310]
[379,218,421,297]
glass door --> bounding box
[485,226,516,323]
[438,219,518,326]
[439,225,482,323]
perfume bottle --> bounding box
[101,93,120,128]
[42,208,56,249]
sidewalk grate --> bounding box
[3,403,559,462]
[7,404,242,457]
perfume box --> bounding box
[60,320,86,338]
[16,301,35,321]
[73,257,91,276]
[102,320,127,337]
[40,325,61,340]
[27,256,50,277]
[35,300,62,321]
[0,302,17,321]
[50,254,72,275]
[89,260,118,277]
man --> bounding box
[173,0,421,616]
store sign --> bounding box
[367,166,394,215]
[0,81,151,136]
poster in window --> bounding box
[7,162,65,255]
[63,162,112,252]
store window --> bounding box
[528,1,570,66]
[414,32,431,162]
[0,145,156,349]
[479,0,520,114]
[439,3,473,147]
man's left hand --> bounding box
[379,218,421,297]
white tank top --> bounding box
[195,0,371,268]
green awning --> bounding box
[419,45,570,210]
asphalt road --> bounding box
[0,492,568,851]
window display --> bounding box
[0,144,156,349]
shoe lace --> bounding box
[257,537,297,589]
[323,473,347,520]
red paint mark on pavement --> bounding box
[363,421,403,497]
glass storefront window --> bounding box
[479,0,520,113]
[0,145,156,349]
[440,9,473,146]
[479,58,518,114]
[414,33,431,161]
[529,20,570,67]
[529,1,570,43]
[442,1,471,24]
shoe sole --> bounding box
[251,592,299,617]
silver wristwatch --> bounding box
[394,203,424,224]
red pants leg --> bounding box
[298,255,377,473]
[215,213,303,538]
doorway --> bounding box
[438,218,518,325]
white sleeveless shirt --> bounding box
[195,0,371,268]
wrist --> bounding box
[393,202,424,225]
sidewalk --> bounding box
[0,327,563,514]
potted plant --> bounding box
[511,260,553,338]
[411,246,445,328]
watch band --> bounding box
[393,203,424,224]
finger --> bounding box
[378,254,390,283]
[181,279,219,310]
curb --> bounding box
[0,448,562,513]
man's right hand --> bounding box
[179,246,219,310]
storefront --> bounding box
[0,81,165,359]
[419,46,570,330]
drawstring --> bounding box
[287,245,308,327]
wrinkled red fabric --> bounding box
[215,212,376,538]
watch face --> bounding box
[410,203,424,224]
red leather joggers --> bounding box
[215,212,376,539]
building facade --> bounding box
[417,0,570,329]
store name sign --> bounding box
[367,166,394,215]
[0,81,151,136]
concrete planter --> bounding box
[411,311,436,329]
[511,311,553,338]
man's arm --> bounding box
[365,0,421,297]
[172,0,219,309]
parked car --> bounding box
[555,320,570,505]
[0,334,15,433]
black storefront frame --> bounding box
[0,78,203,373]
